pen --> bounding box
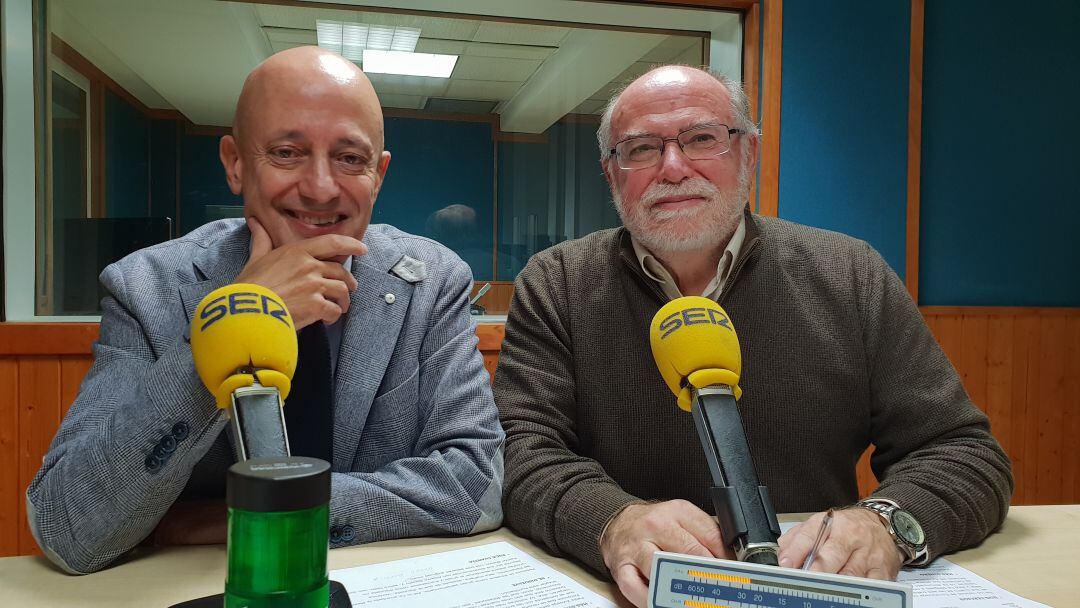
[801,508,835,570]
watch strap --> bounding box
[855,499,930,566]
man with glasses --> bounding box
[494,65,1011,608]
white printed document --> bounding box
[331,541,618,608]
[898,559,1049,608]
[778,522,1047,608]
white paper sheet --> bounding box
[331,541,618,608]
[780,521,1049,608]
[897,559,1049,608]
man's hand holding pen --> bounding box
[778,507,906,580]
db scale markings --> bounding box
[670,576,866,608]
[648,553,911,608]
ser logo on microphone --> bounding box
[199,291,290,331]
[658,307,732,339]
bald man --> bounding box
[494,65,1012,608]
[27,47,504,574]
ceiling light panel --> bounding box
[363,50,457,78]
[316,20,422,61]
[341,23,367,61]
[316,20,344,55]
[391,28,421,52]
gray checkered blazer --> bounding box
[26,219,504,573]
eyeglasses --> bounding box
[609,124,744,170]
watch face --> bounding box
[893,510,925,546]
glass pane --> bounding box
[48,71,88,314]
[497,120,623,280]
[34,0,740,315]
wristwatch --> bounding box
[855,498,930,566]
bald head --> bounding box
[620,65,724,107]
[219,45,393,249]
[597,65,757,159]
[233,46,384,150]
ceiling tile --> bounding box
[367,72,450,97]
[452,55,540,81]
[444,79,521,101]
[424,97,497,114]
[587,62,654,103]
[257,5,480,42]
[641,35,702,63]
[473,22,568,46]
[353,11,425,28]
[263,27,316,45]
[377,93,425,109]
[571,98,605,115]
[357,12,480,41]
[270,41,306,54]
[415,38,467,55]
[463,41,554,61]
[672,45,705,66]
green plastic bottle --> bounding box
[225,457,331,608]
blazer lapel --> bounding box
[176,220,250,461]
[179,282,217,327]
[169,220,414,471]
[179,220,250,325]
[332,256,413,471]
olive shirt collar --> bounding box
[629,213,748,301]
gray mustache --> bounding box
[640,180,721,207]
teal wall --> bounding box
[918,0,1080,305]
[104,95,180,237]
[148,119,178,227]
[775,0,1079,305]
[178,133,241,236]
[104,90,149,218]
[777,0,910,279]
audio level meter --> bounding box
[649,552,912,608]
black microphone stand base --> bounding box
[742,546,780,566]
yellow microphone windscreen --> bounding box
[190,284,297,407]
[649,296,742,411]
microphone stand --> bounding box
[228,367,291,461]
[691,386,781,565]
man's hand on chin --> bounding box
[236,216,367,330]
[600,499,732,608]
[149,500,227,546]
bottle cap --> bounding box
[227,457,330,513]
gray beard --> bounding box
[613,174,749,254]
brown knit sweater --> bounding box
[493,210,1013,576]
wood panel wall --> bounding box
[853,308,1080,500]
[2,309,1077,556]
